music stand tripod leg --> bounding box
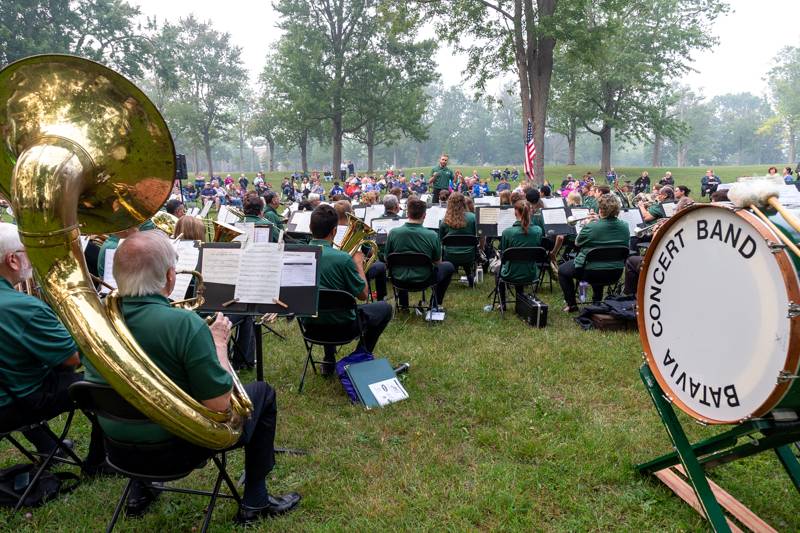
[774,444,800,493]
[254,322,264,382]
[637,364,731,532]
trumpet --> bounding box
[635,219,666,238]
[567,214,597,226]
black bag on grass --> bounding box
[0,463,79,508]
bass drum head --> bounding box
[638,204,800,424]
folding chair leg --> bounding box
[5,434,38,463]
[214,454,242,504]
[107,478,134,533]
[298,352,313,393]
[200,464,226,533]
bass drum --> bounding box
[638,203,800,424]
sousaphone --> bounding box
[0,55,251,449]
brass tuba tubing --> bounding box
[337,212,379,271]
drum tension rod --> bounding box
[787,303,800,319]
[767,241,786,253]
[777,370,799,383]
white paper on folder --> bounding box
[168,241,201,301]
[478,207,499,225]
[423,206,445,229]
[333,225,348,246]
[198,201,213,218]
[289,211,312,233]
[201,247,241,285]
[280,251,317,287]
[497,208,516,234]
[542,208,568,225]
[234,242,283,303]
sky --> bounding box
[130,0,800,99]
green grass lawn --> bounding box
[1,277,797,531]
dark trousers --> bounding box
[323,301,393,361]
[121,381,276,507]
[367,261,388,301]
[432,188,443,201]
[229,315,256,367]
[558,260,605,307]
[624,255,644,295]
[496,275,524,308]
[0,368,104,464]
[397,261,456,308]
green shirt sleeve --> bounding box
[432,234,442,262]
[23,308,77,367]
[341,257,366,297]
[183,325,233,401]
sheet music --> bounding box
[779,185,800,206]
[289,211,312,233]
[542,208,568,225]
[102,248,118,294]
[478,207,499,225]
[364,205,385,225]
[542,197,564,208]
[201,247,241,285]
[234,242,283,303]
[169,241,201,301]
[474,196,500,206]
[333,225,348,246]
[79,236,89,252]
[235,222,255,243]
[353,207,367,219]
[497,208,516,234]
[198,201,212,218]
[619,209,644,236]
[570,209,590,235]
[254,226,271,243]
[663,202,677,217]
[188,207,200,217]
[424,206,445,229]
[281,251,317,287]
[420,194,431,205]
[371,218,404,234]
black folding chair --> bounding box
[577,246,631,303]
[441,234,479,287]
[386,252,439,316]
[68,382,241,533]
[296,289,365,393]
[489,246,549,316]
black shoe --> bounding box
[235,493,301,524]
[319,362,335,377]
[125,481,162,517]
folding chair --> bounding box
[489,246,548,316]
[577,246,631,304]
[296,289,365,393]
[68,381,241,533]
[386,252,438,315]
[441,234,479,287]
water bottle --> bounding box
[578,281,589,303]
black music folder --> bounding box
[198,242,321,316]
[476,205,514,237]
[541,207,573,236]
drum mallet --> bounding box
[729,181,800,257]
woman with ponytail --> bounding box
[440,192,478,287]
[496,200,543,310]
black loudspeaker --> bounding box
[175,154,188,181]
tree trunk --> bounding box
[268,138,275,172]
[567,119,577,166]
[238,125,245,172]
[332,115,343,181]
[366,124,375,172]
[193,146,199,174]
[600,125,612,173]
[299,129,309,173]
[789,126,797,164]
[651,132,662,167]
[677,143,688,167]
[203,133,214,181]
[415,144,421,167]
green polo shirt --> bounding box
[307,239,365,324]
[574,217,630,270]
[431,165,454,190]
[97,235,120,278]
[84,294,233,443]
[440,212,477,265]
[648,202,666,220]
[0,279,78,407]
[264,205,285,230]
[582,197,598,212]
[500,222,543,283]
[385,222,441,284]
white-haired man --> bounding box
[84,230,299,522]
[0,223,107,473]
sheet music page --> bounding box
[281,251,317,287]
[201,247,241,285]
[420,194,431,204]
[353,207,367,219]
[475,196,500,206]
[102,248,118,294]
[779,185,800,206]
[234,242,283,303]
[619,209,644,236]
[542,197,564,208]
[542,208,568,225]
[365,205,384,225]
[479,207,499,225]
[168,241,200,301]
[290,211,312,233]
[216,205,230,222]
[333,225,348,246]
[235,222,255,243]
[188,207,200,217]
[371,218,404,234]
[497,208,516,234]
[79,236,89,252]
[663,202,677,217]
[423,206,445,229]
[254,227,271,243]
[198,201,212,218]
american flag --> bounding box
[523,118,536,181]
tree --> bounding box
[157,16,245,180]
[767,46,800,163]
[712,93,780,166]
[565,0,726,172]
[0,0,151,77]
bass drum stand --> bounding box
[635,364,800,532]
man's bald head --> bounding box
[114,230,177,297]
